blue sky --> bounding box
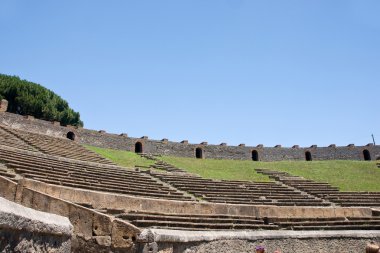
[1,1,379,147]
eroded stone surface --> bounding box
[0,197,72,236]
[0,197,73,253]
[180,238,379,253]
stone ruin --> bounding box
[0,110,379,252]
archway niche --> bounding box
[66,132,75,141]
[135,142,143,154]
[305,151,312,161]
[363,149,371,161]
[252,150,259,161]
[195,148,203,159]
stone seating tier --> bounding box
[265,216,380,230]
[0,127,38,152]
[0,124,114,165]
[148,171,328,207]
[0,147,191,201]
[115,211,279,230]
[0,167,16,179]
[256,169,380,207]
[90,210,380,231]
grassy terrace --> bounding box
[85,145,155,168]
[161,156,380,192]
[87,145,380,192]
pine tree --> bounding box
[0,74,83,127]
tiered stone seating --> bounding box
[0,124,114,165]
[148,171,330,206]
[322,193,380,207]
[256,169,380,207]
[256,169,340,196]
[114,211,279,230]
[151,160,187,173]
[138,153,187,172]
[0,147,192,201]
[0,126,38,152]
[0,164,17,180]
[265,216,380,230]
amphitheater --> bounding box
[0,102,380,252]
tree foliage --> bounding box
[0,74,83,127]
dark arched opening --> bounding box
[66,132,75,141]
[252,150,259,161]
[363,149,371,161]
[305,151,312,161]
[195,148,203,159]
[135,142,143,153]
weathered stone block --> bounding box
[93,213,113,236]
[111,219,140,249]
[20,188,34,207]
[0,176,17,201]
[94,236,112,247]
[32,190,51,212]
[49,197,71,217]
[69,205,93,238]
[0,99,8,112]
[0,197,72,253]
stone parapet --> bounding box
[0,112,379,161]
[0,196,72,253]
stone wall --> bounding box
[21,178,373,219]
[0,176,142,253]
[154,232,380,253]
[0,196,72,253]
[1,112,379,161]
[0,99,8,112]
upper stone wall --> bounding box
[0,112,379,161]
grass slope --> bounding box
[85,145,155,168]
[161,156,271,182]
[86,145,380,192]
[161,157,380,192]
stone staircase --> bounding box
[113,211,279,231]
[256,168,380,207]
[138,153,188,173]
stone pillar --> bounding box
[0,99,8,112]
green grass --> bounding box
[161,157,380,192]
[161,156,271,182]
[86,145,380,192]
[85,145,155,168]
[266,160,380,192]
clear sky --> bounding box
[1,1,379,147]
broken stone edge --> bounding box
[0,196,73,236]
